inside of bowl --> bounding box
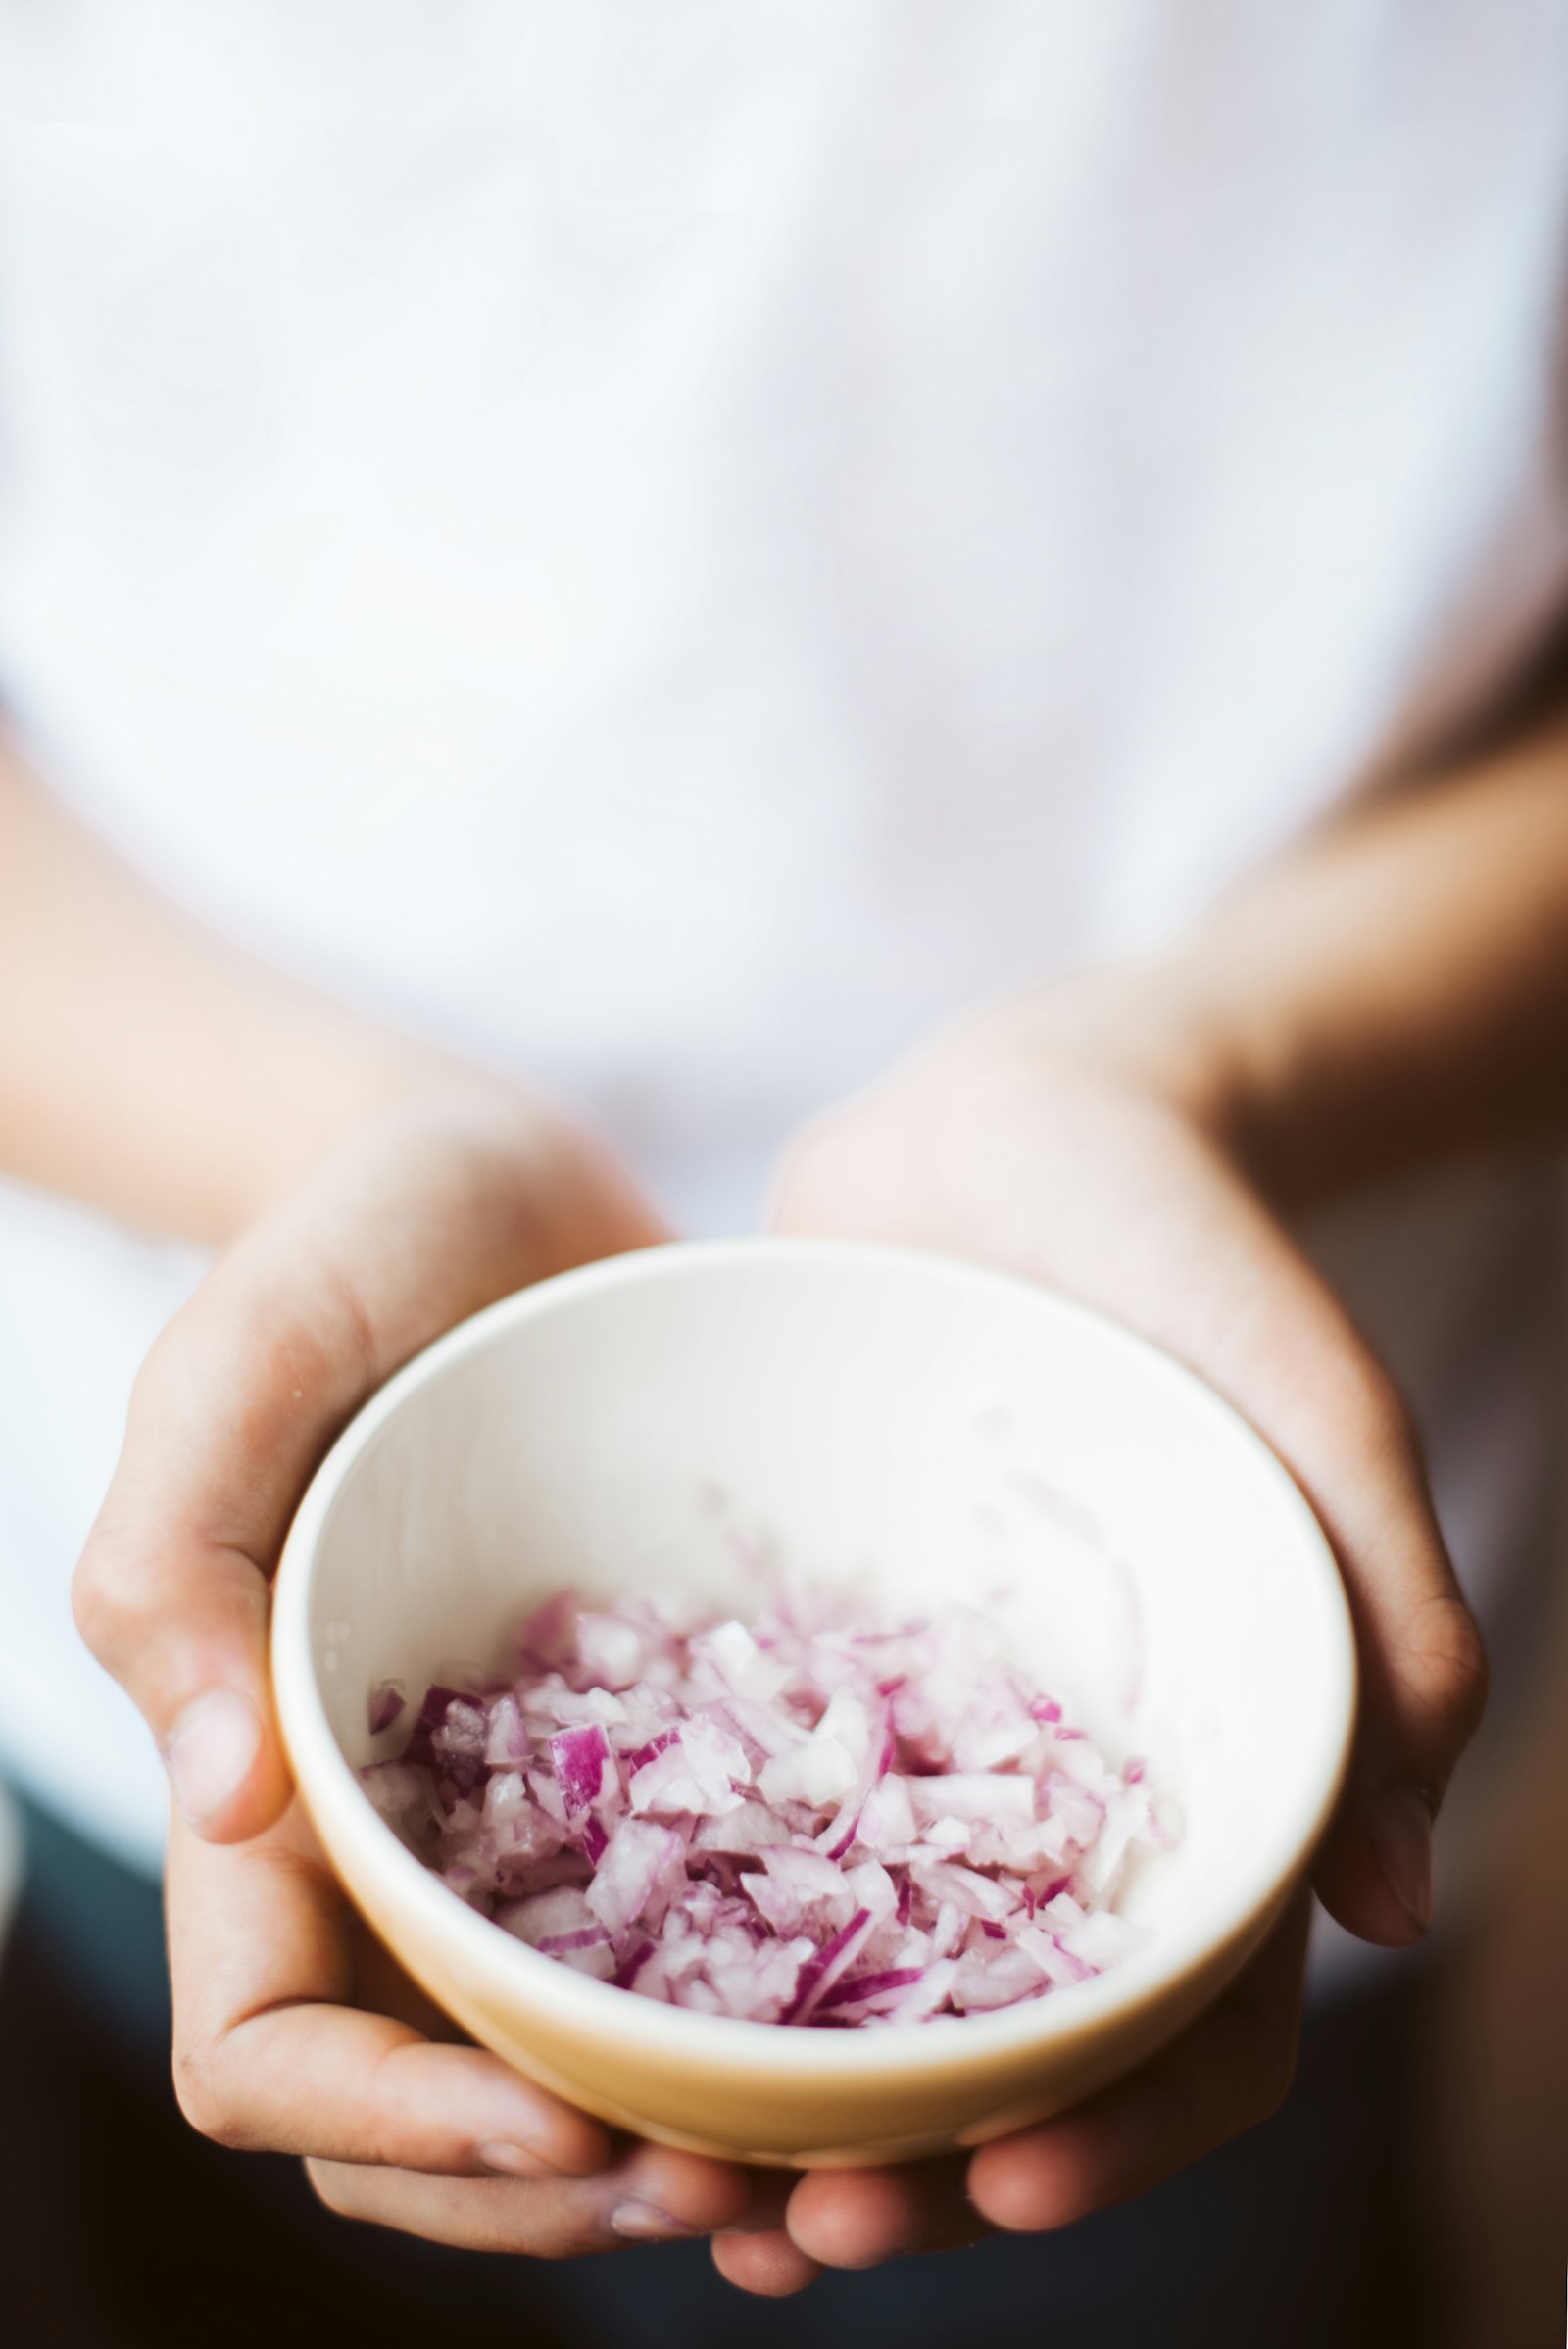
[305,1247,1350,1942]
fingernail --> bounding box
[165,1693,262,1829]
[1370,1785,1433,1933]
[610,2199,705,2242]
[479,2138,569,2178]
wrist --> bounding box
[223,1044,565,1239]
[231,1068,667,1289]
[1016,954,1416,1214]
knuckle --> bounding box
[1414,1595,1491,1760]
[1455,1623,1491,1745]
[122,1314,191,1438]
[1301,1350,1414,1474]
[69,1547,111,1661]
[70,1525,145,1664]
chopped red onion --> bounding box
[549,1722,613,1816]
[784,1906,875,2025]
[364,1588,1169,2027]
[368,1680,406,1736]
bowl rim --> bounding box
[272,1235,1357,2082]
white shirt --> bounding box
[0,1,1564,1878]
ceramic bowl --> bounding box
[271,1238,1354,2167]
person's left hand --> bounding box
[711,980,1487,2294]
[713,1889,1312,2294]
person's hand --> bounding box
[74,1088,756,2257]
[713,981,1488,2292]
[164,1802,753,2255]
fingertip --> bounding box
[1312,1811,1431,1951]
[966,2131,1079,2234]
[622,2146,753,2235]
[1366,1782,1434,1934]
[785,2166,925,2268]
[711,2228,822,2297]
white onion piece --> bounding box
[367,1586,1168,2027]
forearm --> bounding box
[1031,721,1568,1208]
[0,734,517,1245]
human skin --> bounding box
[4,712,1564,2287]
[1434,1570,1568,2348]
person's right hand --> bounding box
[73,1089,760,2258]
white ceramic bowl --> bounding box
[272,1239,1355,2167]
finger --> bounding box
[1158,1171,1487,1943]
[307,2140,752,2257]
[1296,1368,1488,1943]
[73,1093,665,1840]
[710,2228,824,2296]
[967,1886,1310,2231]
[785,2154,988,2269]
[995,1128,1484,1947]
[168,1801,609,2176]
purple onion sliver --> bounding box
[612,1937,657,1990]
[822,1806,859,1862]
[784,1908,873,2027]
[626,1725,681,1774]
[536,1926,612,1955]
[815,1966,926,2014]
[368,1681,407,1736]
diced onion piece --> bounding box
[368,1681,406,1736]
[758,1735,857,1807]
[548,1722,613,1816]
[587,1818,686,1935]
[574,1613,648,1692]
[365,1579,1171,2028]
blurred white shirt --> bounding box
[0,2,1563,1892]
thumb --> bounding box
[73,1093,668,1841]
[73,1259,349,1843]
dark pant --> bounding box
[1,1789,1442,2348]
